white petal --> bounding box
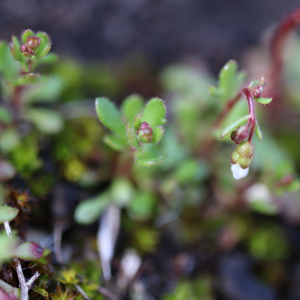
[231,163,249,180]
[97,204,120,281]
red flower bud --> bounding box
[20,44,34,57]
[231,125,249,144]
[138,122,153,143]
[26,36,41,51]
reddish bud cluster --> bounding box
[249,86,263,98]
[20,36,41,57]
[138,122,153,143]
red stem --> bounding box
[270,6,300,87]
[242,88,256,142]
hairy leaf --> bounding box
[142,97,166,128]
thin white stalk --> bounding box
[4,221,12,238]
[75,285,91,300]
[4,221,40,300]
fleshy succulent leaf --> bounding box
[22,29,35,43]
[0,206,19,223]
[95,97,126,137]
[122,94,144,123]
[13,242,44,261]
[142,97,166,128]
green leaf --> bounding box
[0,206,18,223]
[175,159,207,183]
[254,122,263,141]
[208,85,221,98]
[75,192,110,225]
[32,286,49,300]
[133,115,142,131]
[0,42,20,80]
[0,161,16,181]
[0,231,16,266]
[219,114,250,139]
[0,278,20,299]
[216,60,246,102]
[32,53,58,69]
[36,31,50,44]
[254,97,272,105]
[35,43,51,59]
[135,147,167,166]
[24,108,63,134]
[0,129,20,153]
[13,242,44,261]
[11,73,46,86]
[10,36,23,63]
[23,76,64,103]
[0,106,12,124]
[58,269,79,285]
[110,178,135,207]
[151,126,164,144]
[129,192,156,219]
[103,134,126,151]
[95,97,125,137]
[121,94,144,123]
[22,29,35,43]
[142,97,166,128]
[126,124,141,151]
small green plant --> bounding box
[210,61,272,179]
[95,95,167,166]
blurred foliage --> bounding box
[1,27,300,300]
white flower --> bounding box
[231,163,249,180]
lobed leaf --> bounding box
[219,114,250,139]
[95,97,125,137]
[122,94,144,123]
[142,97,166,128]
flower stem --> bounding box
[242,88,256,142]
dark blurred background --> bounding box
[0,0,299,74]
